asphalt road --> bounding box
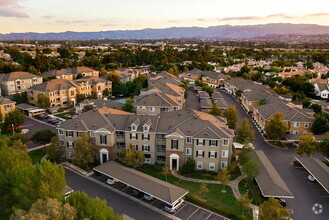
[218,90,329,220]
[65,170,170,220]
[185,88,201,111]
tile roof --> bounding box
[29,79,75,92]
[0,97,16,105]
[0,72,42,81]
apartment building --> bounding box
[57,108,234,171]
[0,72,43,95]
[201,71,228,88]
[180,69,202,83]
[28,77,112,108]
[0,97,16,122]
[42,67,99,80]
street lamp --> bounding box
[11,123,14,135]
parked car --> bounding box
[143,194,154,201]
[308,174,317,182]
[132,189,144,198]
[275,198,287,207]
[106,177,118,185]
[164,199,184,213]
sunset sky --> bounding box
[0,0,328,33]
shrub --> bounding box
[180,158,195,174]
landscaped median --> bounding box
[138,164,253,220]
[238,178,262,205]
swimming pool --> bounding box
[117,100,126,104]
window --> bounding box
[293,130,299,135]
[116,131,125,139]
[221,162,228,169]
[131,133,137,140]
[150,107,155,112]
[197,139,205,146]
[197,162,203,169]
[137,107,140,111]
[209,151,217,158]
[156,145,166,153]
[156,134,165,142]
[222,150,229,158]
[186,148,192,155]
[66,131,73,137]
[58,129,63,135]
[142,106,146,111]
[294,122,300,127]
[59,140,65,146]
[135,145,139,151]
[210,140,218,147]
[223,139,229,146]
[100,135,107,145]
[144,154,151,163]
[142,145,150,152]
[143,134,150,140]
[209,163,215,170]
[143,125,149,132]
[116,142,126,150]
[157,155,166,161]
[186,137,192,144]
[303,131,308,135]
[131,125,137,131]
[89,131,95,137]
[197,150,204,158]
[69,152,74,159]
[67,141,74,148]
[304,123,309,128]
[171,139,178,149]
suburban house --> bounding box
[314,81,329,99]
[0,72,43,95]
[42,67,99,80]
[212,92,228,110]
[0,97,16,122]
[57,108,234,171]
[201,71,229,88]
[180,69,202,83]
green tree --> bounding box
[10,198,76,220]
[4,109,25,130]
[259,98,266,105]
[122,98,134,113]
[238,193,252,217]
[76,73,83,79]
[236,118,255,144]
[12,91,28,104]
[161,165,170,182]
[14,159,66,211]
[216,168,231,192]
[311,113,329,135]
[73,133,94,169]
[103,88,110,97]
[37,93,50,108]
[99,67,107,77]
[31,129,56,147]
[76,94,86,103]
[46,137,63,162]
[119,144,144,169]
[208,103,222,116]
[235,89,243,97]
[223,106,238,129]
[311,104,322,114]
[180,157,196,174]
[66,191,121,220]
[242,158,259,180]
[318,137,329,158]
[264,112,288,142]
[82,104,94,112]
[10,139,27,152]
[259,197,290,220]
[237,145,253,166]
[28,65,40,75]
[199,183,209,200]
[295,135,318,157]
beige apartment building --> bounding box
[57,108,234,171]
[0,72,43,95]
[0,97,16,122]
[42,67,99,80]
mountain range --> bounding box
[1,23,329,41]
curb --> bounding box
[265,140,288,150]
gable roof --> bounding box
[0,72,42,81]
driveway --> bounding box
[218,90,329,220]
[65,170,170,220]
[185,88,200,110]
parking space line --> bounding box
[174,203,187,216]
[186,208,199,220]
[150,199,157,205]
[121,186,129,192]
[204,213,212,220]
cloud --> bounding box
[0,0,16,6]
[56,20,87,25]
[306,13,329,17]
[266,14,294,19]
[101,23,118,27]
[218,16,262,21]
[42,15,54,19]
[197,18,205,22]
[168,19,180,23]
[0,7,28,17]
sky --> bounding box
[0,0,328,33]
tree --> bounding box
[242,158,259,180]
[167,65,179,76]
[180,157,196,174]
[12,91,28,104]
[259,197,290,220]
[10,139,27,152]
[199,183,209,200]
[76,73,83,79]
[223,106,238,129]
[318,137,329,158]
[311,104,322,114]
[31,129,56,146]
[161,165,170,182]
[73,133,94,169]
[103,88,110,97]
[28,65,40,75]
[216,168,231,192]
[235,89,243,97]
[10,198,76,220]
[76,94,86,103]
[46,137,63,162]
[311,113,329,135]
[82,104,94,112]
[238,193,252,217]
[264,112,288,142]
[119,144,144,169]
[208,103,222,116]
[259,98,266,105]
[4,109,25,129]
[237,144,253,166]
[99,67,107,77]
[122,98,134,113]
[236,118,255,144]
[295,135,318,157]
[66,191,121,220]
[37,93,50,108]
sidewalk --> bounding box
[59,162,91,176]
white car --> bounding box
[164,199,184,213]
[106,177,118,185]
[143,194,154,201]
[308,174,316,182]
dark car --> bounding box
[132,189,144,198]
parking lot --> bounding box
[91,174,227,220]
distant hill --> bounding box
[1,23,329,41]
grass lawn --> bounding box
[139,165,252,220]
[28,148,46,164]
[179,165,241,181]
[55,112,72,120]
[238,178,263,205]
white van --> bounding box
[106,177,118,185]
[164,199,184,213]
